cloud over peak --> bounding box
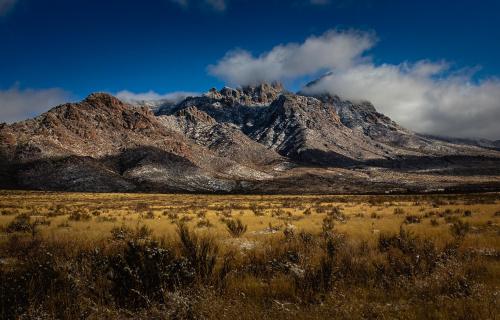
[115,90,199,104]
[208,30,375,86]
[0,85,72,123]
[209,29,500,140]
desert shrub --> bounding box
[303,208,313,215]
[167,212,179,221]
[196,218,213,228]
[271,208,287,218]
[108,240,195,308]
[196,210,207,218]
[110,224,152,241]
[266,222,281,233]
[378,227,441,278]
[463,210,472,217]
[96,216,117,223]
[143,210,155,219]
[177,223,218,282]
[135,202,150,212]
[450,220,470,239]
[445,215,460,223]
[6,214,33,233]
[299,231,314,246]
[221,208,232,218]
[404,215,421,224]
[322,216,335,235]
[110,225,134,240]
[0,245,81,319]
[283,225,295,240]
[423,210,436,218]
[378,227,417,254]
[430,218,439,226]
[91,210,101,216]
[225,219,247,237]
[250,203,264,216]
[68,211,92,221]
[179,215,193,223]
[327,207,347,222]
[294,256,334,302]
[393,207,405,215]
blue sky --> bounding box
[1,0,500,139]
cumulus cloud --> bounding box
[303,61,500,140]
[209,29,500,140]
[115,90,199,104]
[0,85,72,123]
[208,30,375,86]
[0,0,17,16]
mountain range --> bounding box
[1,82,499,194]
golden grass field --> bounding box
[0,190,499,319]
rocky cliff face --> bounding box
[1,83,499,193]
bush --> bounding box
[327,207,347,222]
[108,240,195,308]
[196,218,213,228]
[177,223,218,282]
[450,220,470,238]
[6,214,33,233]
[68,211,92,221]
[394,207,405,215]
[463,210,472,217]
[111,224,152,241]
[322,216,335,235]
[225,218,247,237]
[135,202,150,212]
[404,215,421,224]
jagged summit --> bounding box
[1,82,500,194]
[201,82,285,106]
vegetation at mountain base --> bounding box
[0,191,499,319]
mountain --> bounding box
[420,134,500,151]
[1,83,499,194]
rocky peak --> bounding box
[84,92,125,108]
[175,106,216,126]
[241,82,284,104]
[202,82,284,106]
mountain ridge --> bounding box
[1,83,499,194]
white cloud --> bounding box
[0,0,17,16]
[210,29,500,140]
[115,90,199,104]
[303,62,500,140]
[0,85,72,123]
[208,29,375,86]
